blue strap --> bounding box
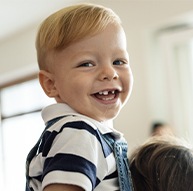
[102,134,134,191]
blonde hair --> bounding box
[129,136,193,191]
[36,3,121,70]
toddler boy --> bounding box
[26,3,134,191]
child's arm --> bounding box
[44,184,84,191]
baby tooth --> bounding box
[98,91,110,95]
[103,91,108,95]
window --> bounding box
[148,26,193,144]
[0,78,55,191]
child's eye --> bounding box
[79,62,94,67]
[113,60,125,65]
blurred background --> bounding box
[1,0,193,190]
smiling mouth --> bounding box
[93,90,119,101]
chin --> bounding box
[88,110,119,122]
[100,114,118,122]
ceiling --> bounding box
[0,0,84,42]
[2,0,193,43]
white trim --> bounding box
[0,64,38,87]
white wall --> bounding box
[0,27,37,76]
[1,0,193,152]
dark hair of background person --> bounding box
[151,122,174,136]
[129,136,193,191]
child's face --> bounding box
[45,23,133,121]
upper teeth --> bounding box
[98,90,115,95]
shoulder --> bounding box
[40,116,111,156]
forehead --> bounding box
[64,23,126,51]
[69,25,124,50]
[48,23,128,71]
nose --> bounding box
[98,64,119,81]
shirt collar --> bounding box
[42,103,123,138]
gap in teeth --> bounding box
[98,90,115,95]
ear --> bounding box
[39,70,58,98]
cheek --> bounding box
[54,75,71,95]
[121,72,133,103]
[63,76,89,96]
[123,70,133,90]
[127,68,134,85]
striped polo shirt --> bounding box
[28,103,125,191]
